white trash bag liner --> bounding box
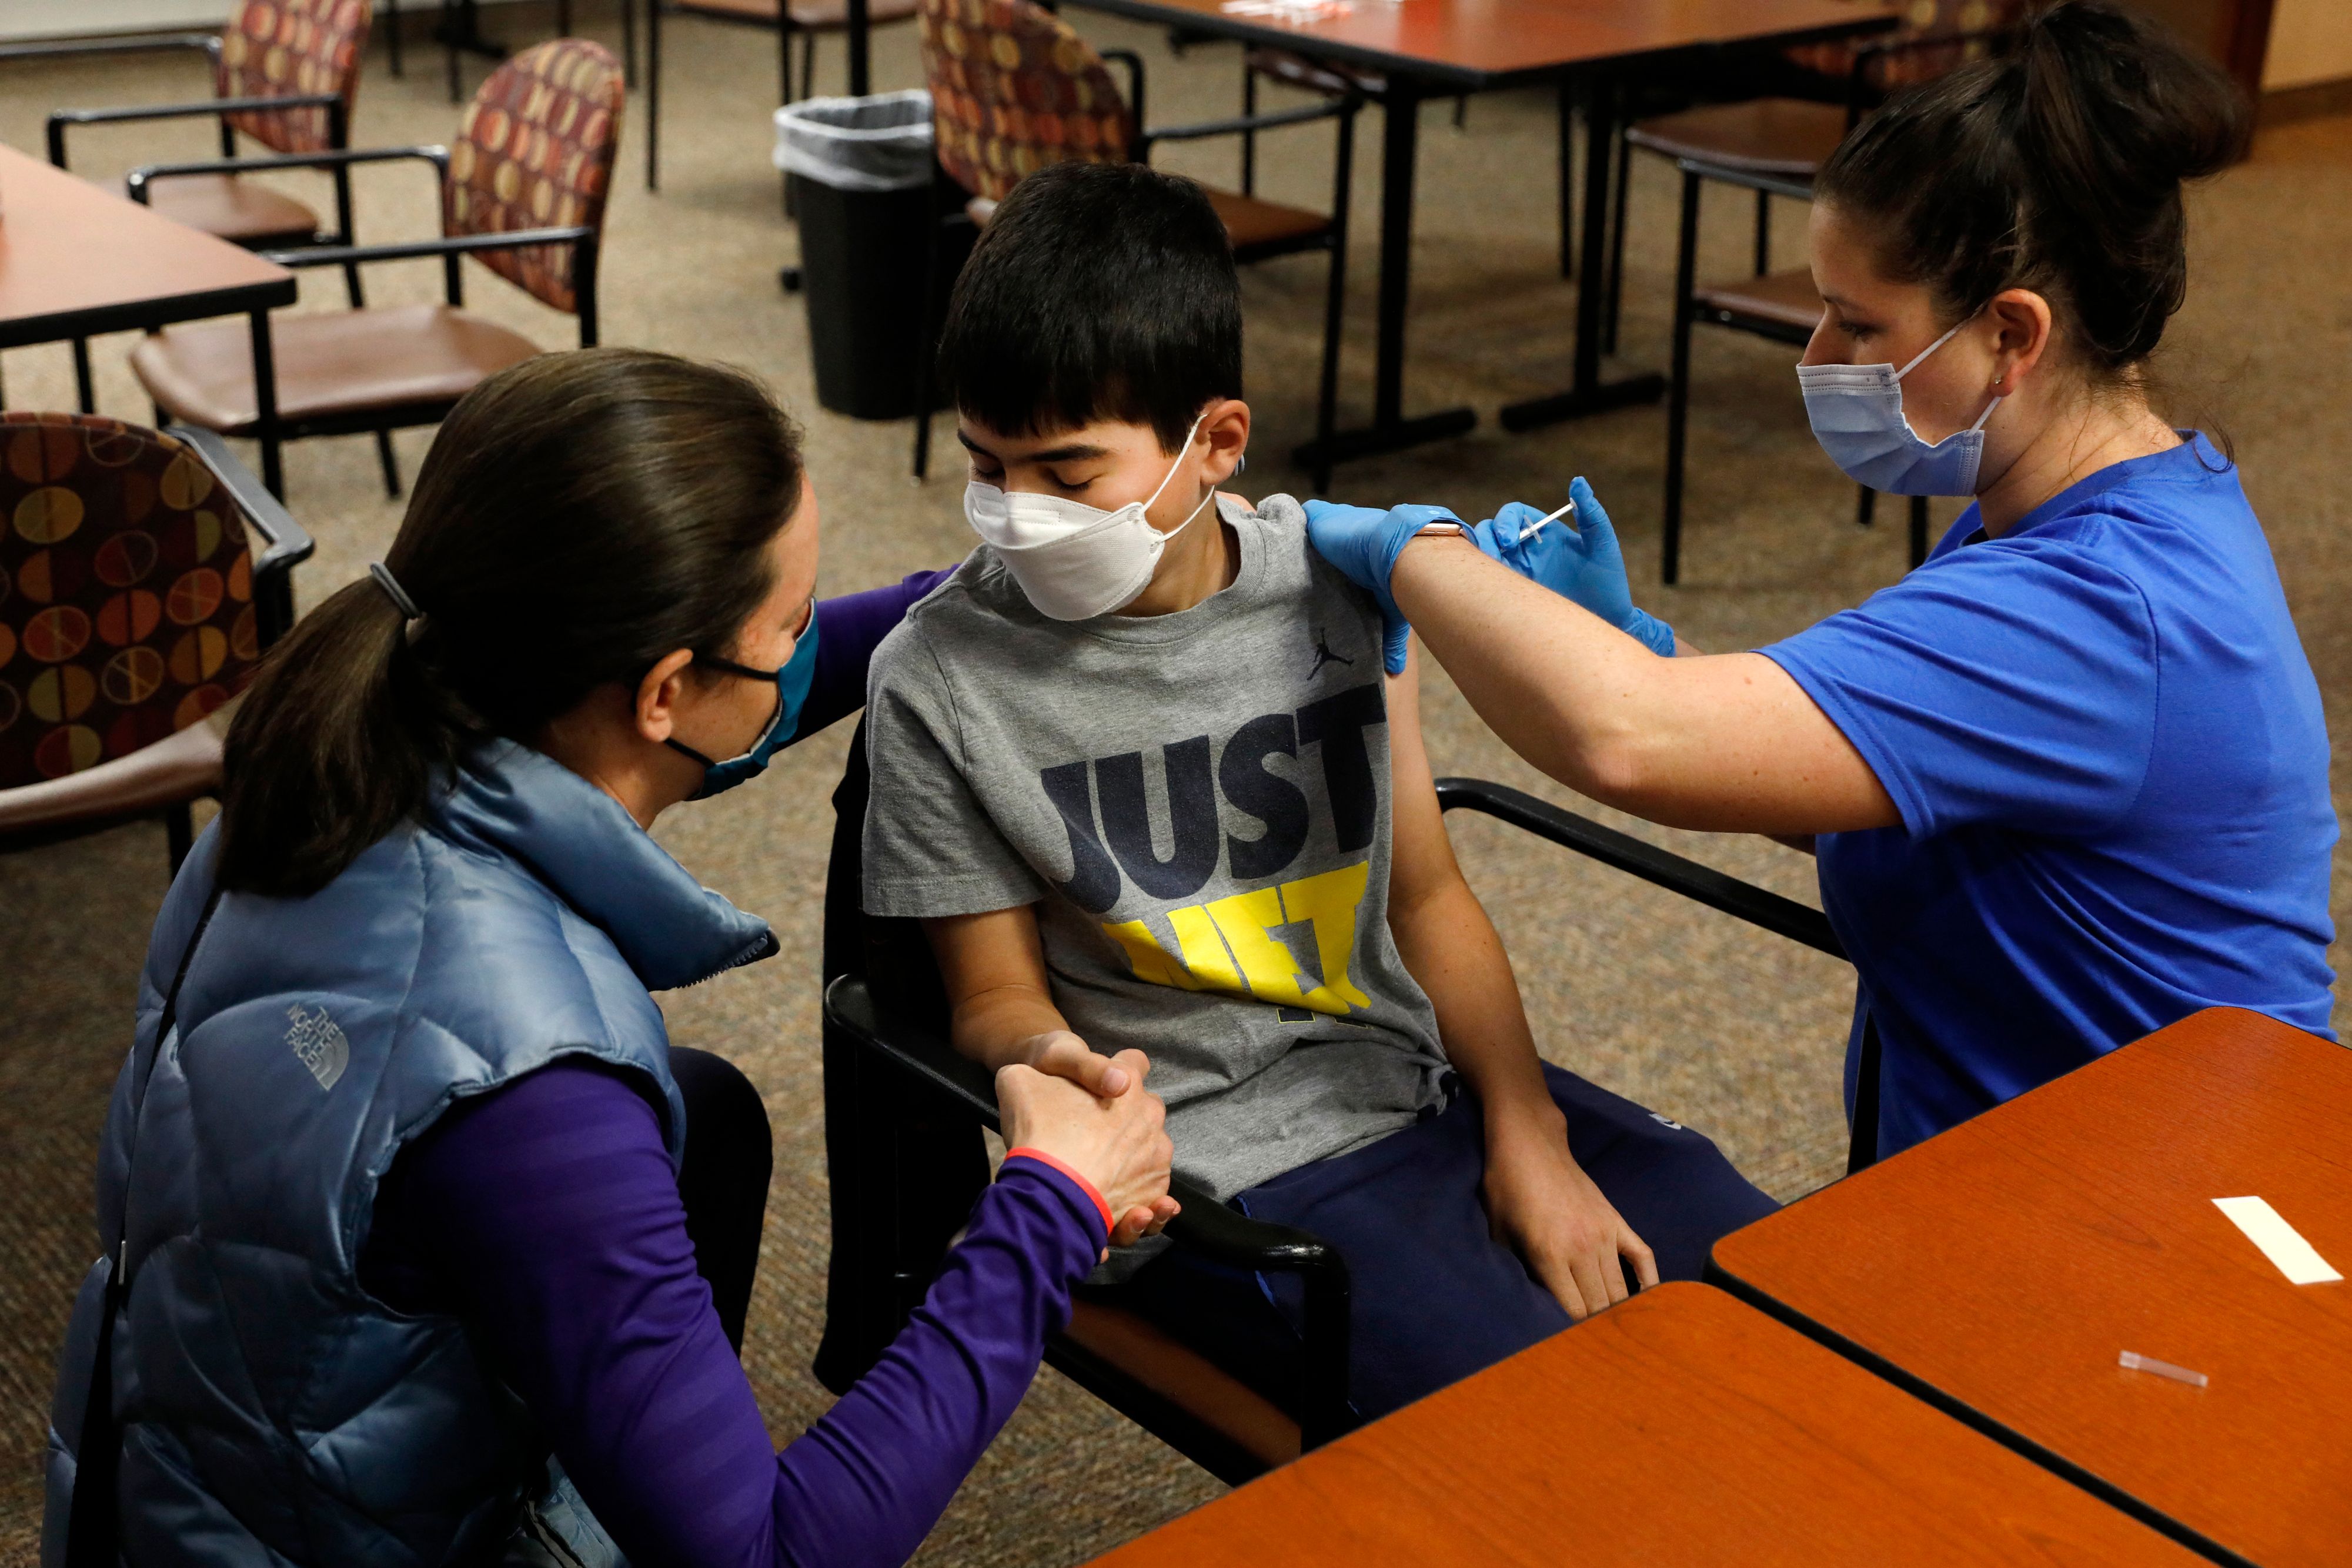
[773,90,934,193]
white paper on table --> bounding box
[2213,1196,2343,1285]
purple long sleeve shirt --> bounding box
[358,569,1111,1568]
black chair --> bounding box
[815,717,1870,1481]
[1629,24,2021,584]
[121,39,621,504]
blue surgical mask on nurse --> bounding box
[1797,315,2004,497]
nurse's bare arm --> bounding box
[1391,536,1899,837]
[924,905,1135,1097]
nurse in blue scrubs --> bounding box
[1302,0,2337,1161]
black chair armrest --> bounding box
[126,143,450,201]
[0,34,219,65]
[51,95,346,169]
[824,972,1000,1122]
[168,426,313,578]
[823,971,1357,1445]
[1434,777,1847,961]
[1136,95,1357,159]
[51,92,341,131]
[169,426,311,647]
[260,226,595,269]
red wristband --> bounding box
[1002,1148,1113,1239]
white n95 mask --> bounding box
[1796,316,2003,497]
[963,413,1215,621]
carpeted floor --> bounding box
[2,7,2346,1563]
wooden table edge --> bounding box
[1700,1253,2257,1568]
[1057,0,1903,92]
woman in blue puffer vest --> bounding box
[45,349,1178,1568]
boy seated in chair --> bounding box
[863,160,1775,1422]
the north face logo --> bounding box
[286,1003,349,1091]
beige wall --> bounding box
[2266,0,2352,91]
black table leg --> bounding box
[646,0,662,190]
[437,0,510,102]
[1499,72,1665,434]
[249,309,283,500]
[1293,78,1476,474]
[847,0,870,96]
[72,337,96,413]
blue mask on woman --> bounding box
[1796,316,2003,497]
[667,611,820,799]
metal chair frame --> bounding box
[644,0,905,193]
[125,145,600,497]
[14,30,372,453]
[1645,26,2018,584]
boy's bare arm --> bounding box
[923,907,1136,1097]
[1382,641,1659,1319]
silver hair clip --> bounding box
[369,561,424,622]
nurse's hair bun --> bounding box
[1818,0,2247,376]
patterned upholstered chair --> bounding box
[1624,0,2024,583]
[0,415,311,875]
[14,1,377,425]
[643,0,922,193]
[35,0,372,252]
[909,0,1361,490]
[123,40,623,504]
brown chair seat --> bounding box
[1245,45,1384,99]
[1204,188,1331,253]
[132,303,543,434]
[0,708,225,842]
[1692,267,1824,334]
[1063,1299,1301,1471]
[141,172,322,246]
[679,0,920,28]
[1625,98,1848,179]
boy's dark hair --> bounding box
[937,160,1242,453]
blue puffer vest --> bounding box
[41,741,776,1567]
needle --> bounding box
[1522,498,1576,541]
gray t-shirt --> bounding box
[863,494,1451,1206]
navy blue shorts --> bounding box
[1094,1064,1777,1423]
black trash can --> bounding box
[776,91,965,421]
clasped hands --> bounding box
[995,1028,1181,1255]
[1301,476,1676,673]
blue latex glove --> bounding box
[1469,477,1676,657]
[1301,499,1463,674]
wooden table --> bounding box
[1712,1008,2352,1568]
[1064,0,1895,469]
[0,143,295,492]
[1087,1282,2201,1566]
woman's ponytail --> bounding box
[216,574,472,895]
[1818,0,2247,377]
[214,349,804,897]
